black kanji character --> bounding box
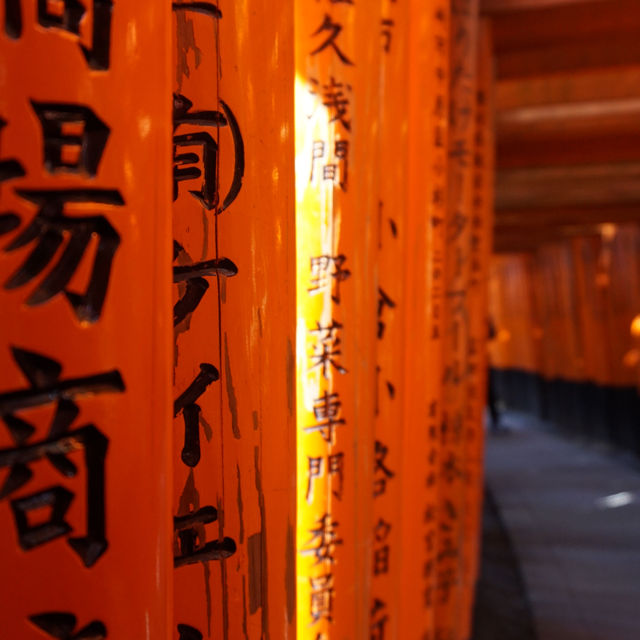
[310,140,325,181]
[310,14,354,66]
[300,513,342,565]
[373,544,390,576]
[308,255,350,303]
[373,440,395,497]
[3,188,124,322]
[322,77,351,131]
[172,240,238,327]
[377,288,396,339]
[0,347,124,567]
[328,452,344,500]
[173,93,244,212]
[309,320,347,378]
[31,102,110,176]
[36,0,113,70]
[174,505,236,568]
[334,139,349,191]
[304,391,345,444]
[174,363,220,467]
[370,599,388,640]
[381,18,394,53]
[310,573,334,624]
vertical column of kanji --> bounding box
[460,18,494,640]
[172,2,297,639]
[371,1,409,639]
[400,3,450,640]
[296,1,382,638]
[0,1,173,638]
[216,2,297,638]
[172,4,228,638]
[437,1,479,639]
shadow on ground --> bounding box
[471,487,537,640]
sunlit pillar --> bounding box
[295,1,382,637]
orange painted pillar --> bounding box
[399,2,452,639]
[0,2,173,638]
[295,1,382,637]
[460,18,494,640]
[172,2,296,638]
[372,0,409,638]
[437,0,479,639]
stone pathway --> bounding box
[483,412,640,640]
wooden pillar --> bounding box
[171,2,296,638]
[460,18,494,640]
[0,2,173,637]
[295,1,382,637]
[399,2,452,638]
[437,0,480,638]
[373,0,409,637]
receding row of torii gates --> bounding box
[0,2,493,638]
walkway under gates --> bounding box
[483,412,640,640]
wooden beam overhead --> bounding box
[492,0,640,53]
[495,203,640,228]
[491,0,640,78]
[493,224,602,252]
[498,134,640,169]
[497,97,640,138]
[496,163,640,211]
[496,37,640,78]
[495,97,640,167]
[496,67,640,111]
[482,0,607,13]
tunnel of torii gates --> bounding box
[1,0,638,639]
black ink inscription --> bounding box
[381,18,394,53]
[36,0,113,70]
[322,77,351,132]
[310,14,354,66]
[0,347,124,566]
[0,117,25,185]
[31,102,110,176]
[173,94,244,212]
[3,0,21,38]
[373,518,391,576]
[304,391,345,445]
[306,452,344,503]
[370,599,388,640]
[29,612,107,639]
[4,189,124,322]
[373,440,395,497]
[300,514,342,565]
[310,573,334,624]
[309,139,349,192]
[0,118,24,236]
[174,504,236,567]
[173,240,238,326]
[174,363,219,467]
[377,288,396,339]
[309,320,347,378]
[177,624,203,640]
[172,1,221,19]
[308,254,350,303]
